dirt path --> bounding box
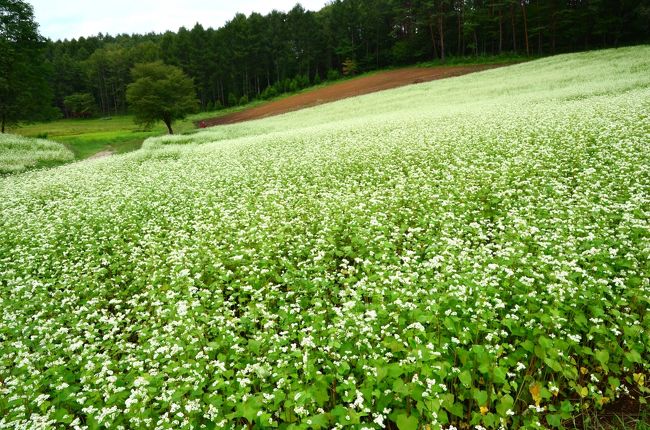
[87,150,114,160]
[203,64,503,127]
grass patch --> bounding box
[7,113,223,159]
[417,52,534,68]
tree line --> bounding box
[3,0,649,127]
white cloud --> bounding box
[29,0,330,41]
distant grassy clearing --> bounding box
[7,103,298,160]
[9,115,185,159]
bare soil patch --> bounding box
[203,64,503,127]
[87,150,114,160]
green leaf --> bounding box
[625,350,642,364]
[53,408,73,424]
[546,414,562,427]
[539,336,553,350]
[238,396,261,422]
[595,349,609,366]
[496,394,514,417]
[521,340,535,352]
[396,413,419,430]
[447,402,464,418]
[387,363,404,378]
[473,390,488,406]
[560,400,574,415]
[459,370,472,387]
[330,405,347,418]
[393,378,411,395]
[307,414,330,429]
[544,357,563,372]
[579,386,589,398]
[311,381,329,407]
[493,367,507,384]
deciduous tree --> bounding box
[126,62,198,134]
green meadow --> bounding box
[9,114,201,160]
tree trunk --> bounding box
[511,3,517,53]
[164,118,173,134]
[112,82,118,115]
[536,0,542,55]
[521,1,530,55]
[376,26,380,68]
[499,8,503,54]
[97,73,105,115]
[457,0,463,56]
[550,0,556,53]
[438,5,446,63]
[429,22,439,60]
[1,113,5,133]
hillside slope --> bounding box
[1,47,649,429]
[202,64,501,126]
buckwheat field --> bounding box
[1,47,648,429]
[0,134,74,175]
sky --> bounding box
[29,0,330,41]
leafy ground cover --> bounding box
[0,46,649,429]
[0,133,74,175]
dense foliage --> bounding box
[0,0,54,131]
[1,47,648,429]
[126,62,198,135]
[43,0,650,116]
[0,133,74,174]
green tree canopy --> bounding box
[126,61,198,134]
[63,92,97,118]
[0,0,53,132]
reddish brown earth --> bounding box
[202,64,503,127]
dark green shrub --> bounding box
[296,74,310,88]
[342,59,358,76]
[326,69,341,81]
[261,86,278,100]
[63,93,97,118]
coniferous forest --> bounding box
[13,0,650,119]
